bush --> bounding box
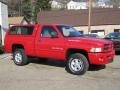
[0,45,4,54]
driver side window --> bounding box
[41,26,58,38]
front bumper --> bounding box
[88,50,115,65]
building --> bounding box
[37,8,120,37]
[67,0,87,10]
[50,0,87,10]
[0,0,8,45]
[50,0,65,9]
[8,16,29,27]
[96,0,113,8]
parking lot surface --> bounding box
[0,54,120,90]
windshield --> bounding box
[56,25,82,37]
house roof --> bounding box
[37,8,120,26]
[8,16,25,25]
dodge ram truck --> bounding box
[4,24,115,75]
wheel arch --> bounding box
[12,44,24,52]
[66,48,89,63]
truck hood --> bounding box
[65,37,112,46]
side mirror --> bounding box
[51,32,58,38]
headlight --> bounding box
[90,48,102,52]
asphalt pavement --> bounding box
[0,54,120,90]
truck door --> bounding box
[35,25,65,60]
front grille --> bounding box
[104,44,113,52]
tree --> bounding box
[34,0,51,22]
[110,0,120,8]
[22,0,33,23]
[14,0,23,16]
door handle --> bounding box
[37,40,41,42]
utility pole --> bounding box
[88,0,92,34]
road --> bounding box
[0,54,120,90]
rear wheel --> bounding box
[66,53,89,75]
[13,49,28,66]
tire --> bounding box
[66,53,89,75]
[13,49,28,66]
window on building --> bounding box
[41,26,58,38]
[9,26,34,35]
[91,30,105,36]
[114,29,120,32]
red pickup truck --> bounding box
[4,24,115,75]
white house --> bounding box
[96,0,113,8]
[50,0,65,9]
[0,0,8,45]
[67,0,87,10]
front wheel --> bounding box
[13,49,28,66]
[66,53,89,75]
